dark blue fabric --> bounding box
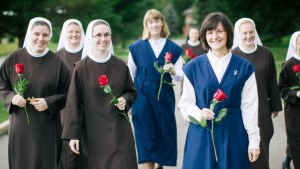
[182,54,255,169]
[129,39,182,166]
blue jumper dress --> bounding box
[182,54,255,169]
[129,39,182,166]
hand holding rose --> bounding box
[12,94,26,107]
[200,108,215,120]
[116,97,126,110]
[98,75,130,122]
[13,63,30,124]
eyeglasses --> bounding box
[92,33,111,39]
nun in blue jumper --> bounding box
[127,9,183,169]
[178,12,261,169]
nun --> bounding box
[0,17,70,169]
[56,19,85,169]
[232,18,282,169]
[61,19,138,169]
[279,31,300,169]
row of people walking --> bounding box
[0,8,299,169]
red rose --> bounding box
[185,48,195,59]
[98,75,108,86]
[15,63,24,74]
[214,89,227,101]
[292,64,300,73]
[165,52,172,62]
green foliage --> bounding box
[154,62,164,74]
[215,108,227,124]
[14,75,29,96]
[163,4,180,35]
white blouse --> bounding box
[127,38,183,81]
[178,50,260,149]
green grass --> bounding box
[0,42,18,57]
[0,102,8,123]
[269,46,287,79]
[114,47,129,61]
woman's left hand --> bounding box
[248,148,260,162]
[116,97,126,110]
[31,98,48,111]
[163,63,175,75]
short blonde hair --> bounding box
[142,9,170,40]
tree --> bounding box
[0,0,54,47]
[193,0,300,44]
[163,4,180,36]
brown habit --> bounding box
[181,42,207,57]
[232,45,282,169]
[56,47,83,169]
[0,48,70,169]
[62,55,138,169]
[279,57,300,169]
[56,48,82,73]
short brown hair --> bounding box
[142,9,170,40]
[199,12,234,50]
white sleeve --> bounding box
[178,75,202,122]
[241,73,260,149]
[127,52,137,81]
[171,56,184,81]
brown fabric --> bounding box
[279,57,300,169]
[56,48,84,169]
[0,48,70,169]
[181,43,207,57]
[233,45,282,169]
[56,48,82,73]
[62,56,138,169]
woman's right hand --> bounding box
[11,94,26,107]
[69,139,80,154]
[201,108,215,120]
[296,91,300,97]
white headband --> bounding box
[232,18,262,49]
[23,17,52,48]
[286,31,300,61]
[57,19,85,52]
[81,19,114,59]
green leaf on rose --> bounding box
[163,80,175,86]
[103,85,111,93]
[13,86,21,95]
[214,117,222,123]
[154,62,163,74]
[290,86,300,90]
[217,108,227,119]
[200,118,207,127]
[110,98,119,105]
[188,115,200,125]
